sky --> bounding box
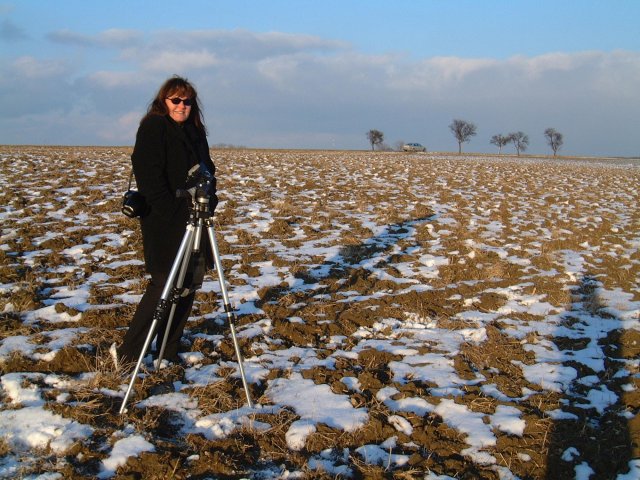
[1,0,639,156]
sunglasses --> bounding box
[167,97,193,106]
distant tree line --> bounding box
[211,143,248,149]
[488,127,563,156]
[367,122,564,156]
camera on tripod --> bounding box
[119,159,251,414]
[185,163,215,196]
[183,163,217,213]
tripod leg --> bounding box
[206,222,254,408]
[157,221,202,365]
[119,225,197,414]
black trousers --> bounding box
[118,253,204,364]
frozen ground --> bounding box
[0,146,638,479]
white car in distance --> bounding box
[402,143,426,152]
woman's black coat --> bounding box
[131,114,216,274]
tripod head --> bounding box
[178,162,217,216]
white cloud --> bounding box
[425,56,499,84]
[11,56,68,78]
[509,51,582,76]
[1,25,639,155]
[163,29,348,59]
[256,55,301,87]
[142,49,220,72]
[47,29,93,46]
[98,110,140,143]
[48,28,141,48]
[88,70,147,88]
[98,28,142,47]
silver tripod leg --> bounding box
[119,225,197,414]
[206,221,254,408]
[157,219,203,364]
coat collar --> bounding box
[164,115,200,166]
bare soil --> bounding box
[0,146,638,479]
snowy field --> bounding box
[0,146,638,479]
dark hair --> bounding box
[144,75,207,134]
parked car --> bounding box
[402,143,426,152]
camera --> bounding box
[185,163,215,196]
[181,163,218,214]
[121,189,148,218]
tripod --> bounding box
[119,166,253,414]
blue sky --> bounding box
[1,0,639,155]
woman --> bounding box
[113,75,217,367]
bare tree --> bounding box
[449,119,477,153]
[490,134,510,154]
[509,131,529,156]
[366,130,384,151]
[544,128,564,156]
